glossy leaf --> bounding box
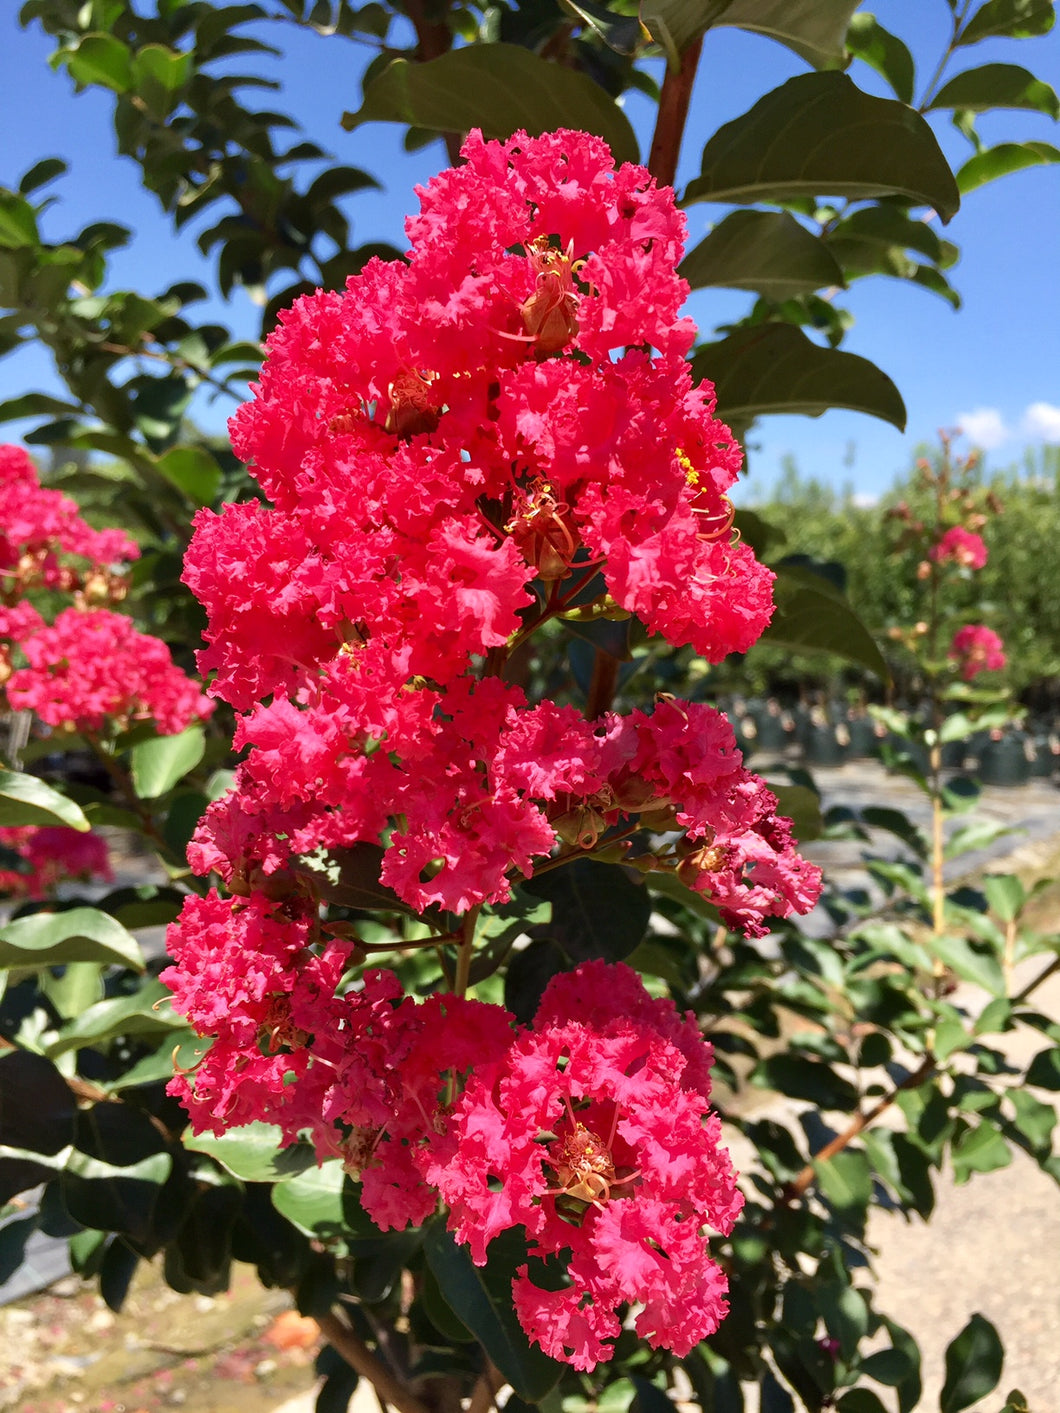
[758,561,891,679]
[956,140,1060,192]
[940,1313,1004,1412]
[184,1121,319,1182]
[691,324,906,430]
[524,858,652,966]
[424,1225,562,1401]
[929,63,1059,116]
[845,13,915,104]
[951,1122,1013,1182]
[0,907,144,971]
[957,0,1055,46]
[1025,1045,1060,1089]
[0,1050,77,1154]
[342,46,638,166]
[130,724,206,799]
[18,157,68,195]
[271,1161,348,1238]
[680,210,844,299]
[684,73,960,221]
[46,980,185,1057]
[814,1149,872,1212]
[982,873,1025,921]
[643,0,859,69]
[0,769,91,831]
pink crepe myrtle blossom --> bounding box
[426,962,742,1370]
[949,624,1006,680]
[0,825,112,899]
[5,607,212,735]
[930,526,988,570]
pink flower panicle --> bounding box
[5,607,213,735]
[0,825,112,899]
[949,624,1006,680]
[0,444,138,596]
[930,526,988,570]
[162,913,742,1369]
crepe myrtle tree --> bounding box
[1,4,1058,1412]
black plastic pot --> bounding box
[976,732,1031,787]
[803,723,847,767]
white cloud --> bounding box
[957,407,1010,450]
[1021,401,1060,443]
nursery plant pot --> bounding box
[976,732,1031,787]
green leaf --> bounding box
[944,818,1012,860]
[271,1161,348,1238]
[752,1053,858,1109]
[342,46,638,166]
[0,770,91,831]
[19,157,69,195]
[46,980,185,1056]
[940,1313,1004,1412]
[983,873,1026,922]
[155,447,221,507]
[0,192,41,248]
[130,43,192,117]
[130,724,206,799]
[770,784,823,842]
[684,72,960,221]
[814,1149,872,1213]
[956,140,1060,192]
[759,561,890,679]
[1025,1045,1060,1089]
[0,1050,77,1153]
[65,33,134,93]
[951,1122,1013,1182]
[837,1392,889,1413]
[845,13,915,104]
[957,0,1055,46]
[424,1225,563,1401]
[0,908,144,972]
[524,858,652,965]
[929,63,1059,117]
[184,1121,318,1183]
[932,933,1005,996]
[643,0,859,70]
[691,324,906,430]
[680,210,844,299]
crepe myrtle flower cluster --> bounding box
[0,445,211,736]
[949,623,1006,681]
[165,130,824,1367]
[181,128,820,931]
[0,824,113,899]
[164,904,741,1370]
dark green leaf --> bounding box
[940,1313,1003,1412]
[681,210,844,300]
[524,858,652,966]
[642,0,858,69]
[0,1213,38,1285]
[0,1050,77,1153]
[155,446,221,507]
[61,1150,171,1246]
[342,46,638,166]
[1025,1045,1060,1089]
[957,0,1055,46]
[184,1122,318,1183]
[0,907,144,971]
[846,13,915,104]
[759,561,891,679]
[684,73,959,221]
[631,1375,675,1413]
[0,770,91,831]
[99,1236,141,1313]
[130,724,206,799]
[47,980,185,1057]
[424,1225,563,1401]
[956,140,1060,192]
[692,324,906,430]
[19,157,68,195]
[929,63,1059,116]
[770,785,823,842]
[837,1393,888,1413]
[752,1053,859,1109]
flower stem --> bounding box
[647,37,704,188]
[317,1311,430,1413]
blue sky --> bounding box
[1,1,1058,498]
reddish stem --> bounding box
[647,37,704,188]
